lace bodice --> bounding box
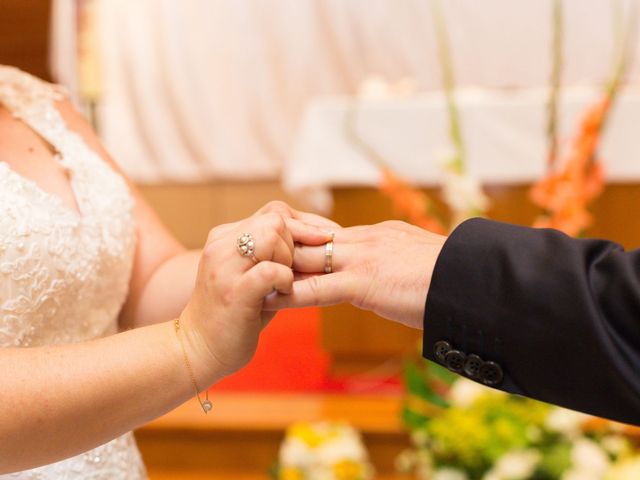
[0,66,146,479]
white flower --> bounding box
[601,435,628,456]
[562,468,601,480]
[279,437,315,467]
[437,147,489,223]
[307,465,333,480]
[545,408,591,437]
[570,438,610,476]
[357,74,416,100]
[605,457,640,480]
[395,449,417,472]
[442,172,488,218]
[315,435,368,465]
[490,449,541,480]
[482,474,500,480]
[433,467,469,480]
[448,378,498,408]
[279,421,373,478]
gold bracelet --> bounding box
[174,318,213,414]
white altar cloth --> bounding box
[284,87,640,213]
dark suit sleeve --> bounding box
[422,217,640,425]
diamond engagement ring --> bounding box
[237,233,259,264]
[324,232,335,274]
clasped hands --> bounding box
[179,201,446,386]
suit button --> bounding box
[463,354,483,379]
[444,350,466,372]
[433,341,452,363]
[479,361,504,386]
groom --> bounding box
[261,201,640,426]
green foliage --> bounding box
[535,442,572,479]
[399,352,634,479]
[420,394,552,475]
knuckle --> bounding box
[219,283,235,307]
[202,241,219,261]
[260,230,278,251]
[264,213,286,234]
[206,225,226,244]
[259,263,279,283]
[262,200,291,215]
[379,220,405,230]
[307,275,322,303]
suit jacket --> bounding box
[422,217,640,425]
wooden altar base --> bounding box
[136,393,413,480]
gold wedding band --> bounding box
[324,232,335,274]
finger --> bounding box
[286,218,333,246]
[290,209,342,229]
[254,201,342,230]
[235,213,293,267]
[293,271,317,281]
[268,234,294,267]
[293,237,355,273]
[230,231,292,272]
[239,228,292,268]
[253,200,295,218]
[293,244,326,273]
[206,221,240,240]
[243,262,295,307]
[262,272,355,310]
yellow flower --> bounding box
[333,459,365,480]
[279,466,305,480]
[288,423,326,448]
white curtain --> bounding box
[50,0,640,184]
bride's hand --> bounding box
[179,211,331,384]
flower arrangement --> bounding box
[399,359,640,480]
[529,0,635,236]
[273,421,375,480]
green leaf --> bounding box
[428,361,457,385]
[402,406,429,429]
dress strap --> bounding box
[0,65,72,158]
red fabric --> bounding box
[213,306,403,394]
[214,307,331,392]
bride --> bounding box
[0,65,335,478]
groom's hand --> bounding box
[263,221,446,330]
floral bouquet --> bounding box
[273,421,375,480]
[399,361,640,480]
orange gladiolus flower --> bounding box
[530,94,610,236]
[380,168,447,235]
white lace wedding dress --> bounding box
[0,66,147,478]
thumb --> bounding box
[262,272,355,310]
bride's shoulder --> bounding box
[0,64,67,107]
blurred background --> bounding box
[3,1,640,479]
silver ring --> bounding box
[324,232,334,274]
[237,233,259,264]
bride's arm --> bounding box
[1,321,202,472]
